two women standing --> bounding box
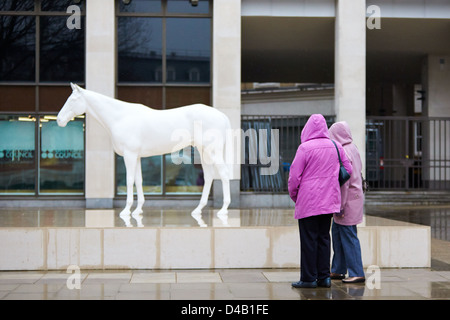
[288,114,365,288]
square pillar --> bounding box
[85,0,116,208]
[213,0,241,207]
[422,55,450,188]
[335,0,366,174]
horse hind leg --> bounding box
[199,144,231,216]
[131,157,145,216]
[207,149,230,216]
[216,162,230,216]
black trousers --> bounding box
[298,214,333,282]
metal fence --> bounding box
[241,115,450,192]
[366,116,450,191]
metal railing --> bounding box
[366,116,450,191]
[241,115,450,192]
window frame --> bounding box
[0,0,86,198]
[115,0,213,197]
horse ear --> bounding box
[70,83,81,91]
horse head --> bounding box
[57,83,86,127]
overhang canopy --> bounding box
[241,16,450,84]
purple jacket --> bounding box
[329,121,364,226]
[288,114,352,220]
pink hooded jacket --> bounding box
[288,114,352,220]
[329,121,364,226]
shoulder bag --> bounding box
[331,140,351,186]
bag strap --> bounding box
[331,140,343,165]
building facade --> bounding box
[0,0,449,208]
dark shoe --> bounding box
[342,277,365,284]
[330,273,345,280]
[291,280,317,288]
[317,277,331,288]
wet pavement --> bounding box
[0,268,449,300]
[0,205,449,300]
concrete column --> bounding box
[213,0,241,207]
[85,0,116,208]
[422,55,450,187]
[335,0,366,175]
[424,55,450,117]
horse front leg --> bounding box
[132,157,145,216]
[119,151,138,217]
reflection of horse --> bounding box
[57,83,231,217]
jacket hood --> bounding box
[301,114,330,143]
[329,121,353,146]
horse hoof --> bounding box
[217,209,228,216]
[119,215,132,227]
[119,209,131,217]
[216,213,229,226]
[132,215,144,227]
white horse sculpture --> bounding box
[57,83,231,217]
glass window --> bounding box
[40,16,85,82]
[166,18,210,84]
[119,0,162,13]
[165,147,203,194]
[39,116,84,194]
[0,2,86,197]
[0,115,36,194]
[167,0,209,14]
[0,0,35,11]
[0,86,35,112]
[0,15,35,81]
[118,17,163,83]
[116,155,162,195]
